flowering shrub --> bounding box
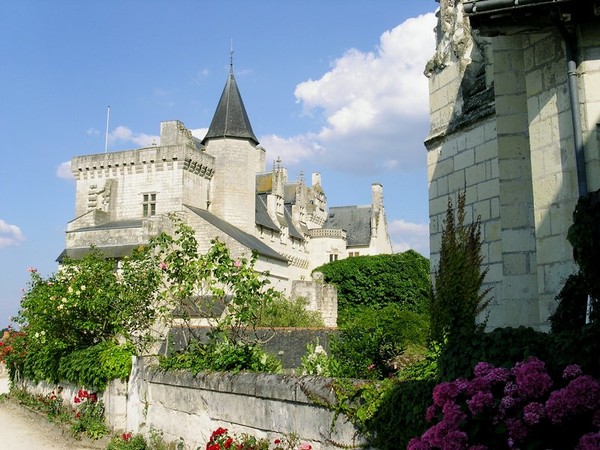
[204,427,312,450]
[408,357,600,449]
[71,387,108,439]
[106,432,148,450]
[300,339,331,376]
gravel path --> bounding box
[0,398,108,449]
[0,371,108,450]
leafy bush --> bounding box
[408,358,600,450]
[550,272,589,333]
[568,188,600,304]
[314,250,430,318]
[58,341,135,390]
[12,247,161,384]
[364,379,437,450]
[71,388,108,440]
[430,191,490,344]
[159,337,282,374]
[106,433,148,450]
[204,427,313,450]
[330,304,428,379]
[256,296,324,328]
[299,339,331,376]
[437,324,600,382]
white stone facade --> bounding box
[426,0,600,330]
[63,71,393,325]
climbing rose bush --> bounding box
[408,357,600,449]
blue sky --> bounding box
[0,1,438,325]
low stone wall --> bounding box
[17,357,365,449]
[127,357,365,450]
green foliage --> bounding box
[330,304,428,380]
[365,379,437,450]
[107,433,148,450]
[550,272,589,333]
[568,188,600,304]
[397,342,441,382]
[58,341,134,390]
[299,339,331,376]
[12,247,161,384]
[159,337,282,374]
[314,250,430,317]
[71,398,108,440]
[430,191,490,344]
[256,296,324,328]
[150,216,283,344]
[436,324,600,381]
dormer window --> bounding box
[142,193,157,217]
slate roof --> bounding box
[184,204,287,262]
[284,206,304,240]
[324,206,372,247]
[255,194,279,231]
[56,244,143,262]
[201,69,259,146]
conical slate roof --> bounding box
[202,68,259,146]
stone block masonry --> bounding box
[20,357,365,450]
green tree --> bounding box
[429,191,490,344]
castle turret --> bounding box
[202,63,265,233]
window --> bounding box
[329,254,338,263]
[142,193,156,217]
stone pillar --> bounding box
[493,35,540,327]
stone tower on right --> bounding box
[425,0,600,330]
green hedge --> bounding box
[314,250,430,317]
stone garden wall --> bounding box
[20,356,364,450]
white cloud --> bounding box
[285,13,436,175]
[259,134,324,167]
[388,219,430,256]
[86,127,100,136]
[109,126,159,148]
[191,128,208,141]
[0,219,25,248]
[56,161,74,180]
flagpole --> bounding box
[104,106,110,153]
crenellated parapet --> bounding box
[71,145,215,180]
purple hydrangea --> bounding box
[563,364,583,380]
[522,402,545,425]
[473,361,495,378]
[407,437,431,450]
[577,431,600,450]
[546,375,600,424]
[432,381,460,408]
[467,391,495,416]
[506,417,528,444]
[512,357,553,399]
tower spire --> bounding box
[201,49,259,146]
[230,39,234,74]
